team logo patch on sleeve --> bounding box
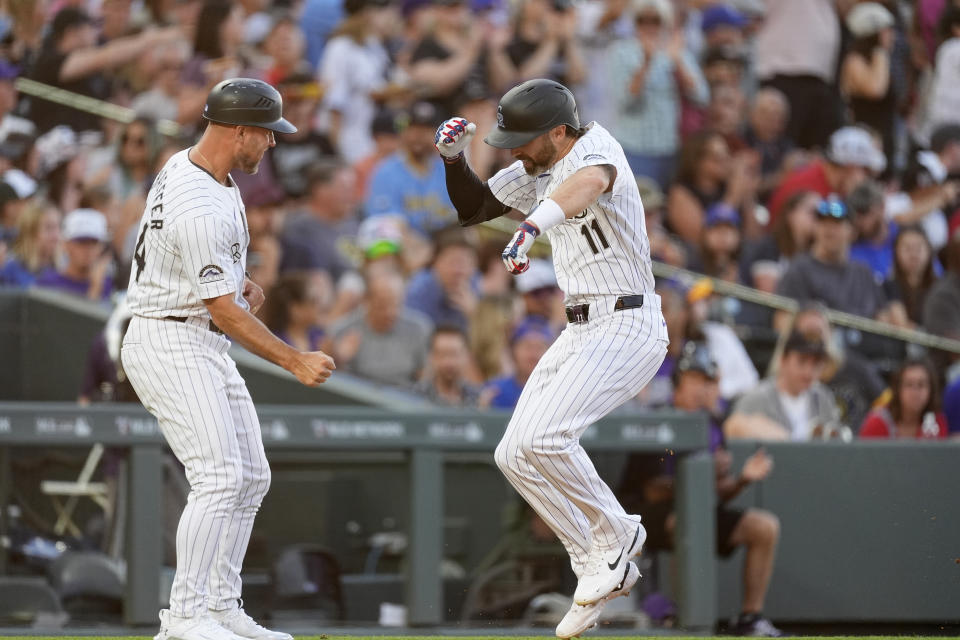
[583,154,608,162]
[198,264,225,284]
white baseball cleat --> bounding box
[556,561,641,639]
[209,603,294,640]
[154,609,248,640]
[574,524,646,605]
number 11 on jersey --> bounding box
[580,218,610,254]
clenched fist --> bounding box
[288,351,336,387]
[242,278,265,314]
[435,117,476,160]
[502,221,540,275]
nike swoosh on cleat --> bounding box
[607,527,641,570]
[606,549,622,571]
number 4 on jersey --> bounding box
[133,222,148,282]
[580,218,610,254]
[133,219,164,282]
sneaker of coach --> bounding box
[556,561,641,639]
[154,609,249,640]
[734,613,784,637]
[209,603,294,640]
[573,524,646,605]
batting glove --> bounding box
[502,221,540,275]
[435,117,476,161]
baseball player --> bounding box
[122,78,335,640]
[435,79,669,638]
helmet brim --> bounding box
[263,117,297,134]
[484,126,542,149]
[203,115,298,135]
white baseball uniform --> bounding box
[121,149,270,617]
[490,123,669,576]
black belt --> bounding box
[565,294,644,324]
[164,315,225,335]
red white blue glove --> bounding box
[435,117,476,161]
[502,221,540,274]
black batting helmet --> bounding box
[484,79,580,149]
[202,78,297,134]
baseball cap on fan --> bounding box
[510,317,555,345]
[845,2,894,38]
[700,4,747,33]
[371,108,400,135]
[401,101,441,129]
[515,259,557,294]
[705,203,740,227]
[63,208,108,242]
[344,0,390,15]
[50,7,92,43]
[673,342,719,384]
[277,70,323,102]
[2,169,36,199]
[825,126,886,173]
[358,215,405,259]
[783,331,828,359]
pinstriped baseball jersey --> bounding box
[126,149,250,318]
[487,120,668,597]
[487,122,655,299]
[121,147,268,620]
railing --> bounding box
[651,261,960,355]
[15,77,182,137]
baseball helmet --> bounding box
[484,78,580,149]
[202,78,297,134]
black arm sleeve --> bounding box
[444,156,511,227]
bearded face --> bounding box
[512,132,561,176]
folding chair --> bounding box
[40,443,110,537]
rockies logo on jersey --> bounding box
[199,264,225,284]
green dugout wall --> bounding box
[0,289,430,407]
[717,441,960,623]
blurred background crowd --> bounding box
[0,0,960,442]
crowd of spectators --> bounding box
[0,0,959,440]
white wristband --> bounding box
[525,198,566,233]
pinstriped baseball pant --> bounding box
[494,294,668,577]
[121,316,271,617]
